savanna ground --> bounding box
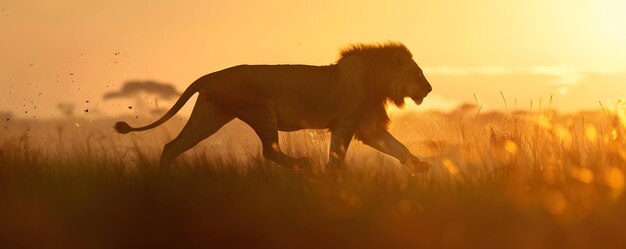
[2,101,626,249]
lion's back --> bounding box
[202,64,342,129]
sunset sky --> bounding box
[1,0,626,118]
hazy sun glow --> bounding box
[0,0,625,118]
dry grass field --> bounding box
[2,102,626,249]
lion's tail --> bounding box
[114,77,205,134]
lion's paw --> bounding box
[405,157,431,173]
[325,160,348,171]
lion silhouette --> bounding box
[115,42,432,172]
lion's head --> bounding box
[387,51,432,106]
[337,42,432,107]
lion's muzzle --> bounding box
[412,82,432,105]
[411,91,430,105]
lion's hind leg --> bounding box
[240,111,309,168]
[159,95,234,173]
[254,127,311,168]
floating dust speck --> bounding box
[585,125,598,142]
[606,167,625,190]
[504,139,518,155]
[443,159,459,176]
[544,190,568,215]
[570,167,594,184]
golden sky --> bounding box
[1,0,626,118]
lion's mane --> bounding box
[332,42,414,140]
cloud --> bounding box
[528,66,585,86]
[103,80,180,100]
[423,66,513,76]
[422,66,626,112]
[425,65,603,86]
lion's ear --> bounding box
[392,52,410,69]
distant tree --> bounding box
[57,103,76,117]
[0,111,13,120]
[103,80,180,100]
[103,80,179,116]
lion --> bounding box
[115,41,432,172]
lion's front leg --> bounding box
[361,130,430,172]
[326,124,356,170]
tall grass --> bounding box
[1,105,626,249]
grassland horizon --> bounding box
[2,103,626,249]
